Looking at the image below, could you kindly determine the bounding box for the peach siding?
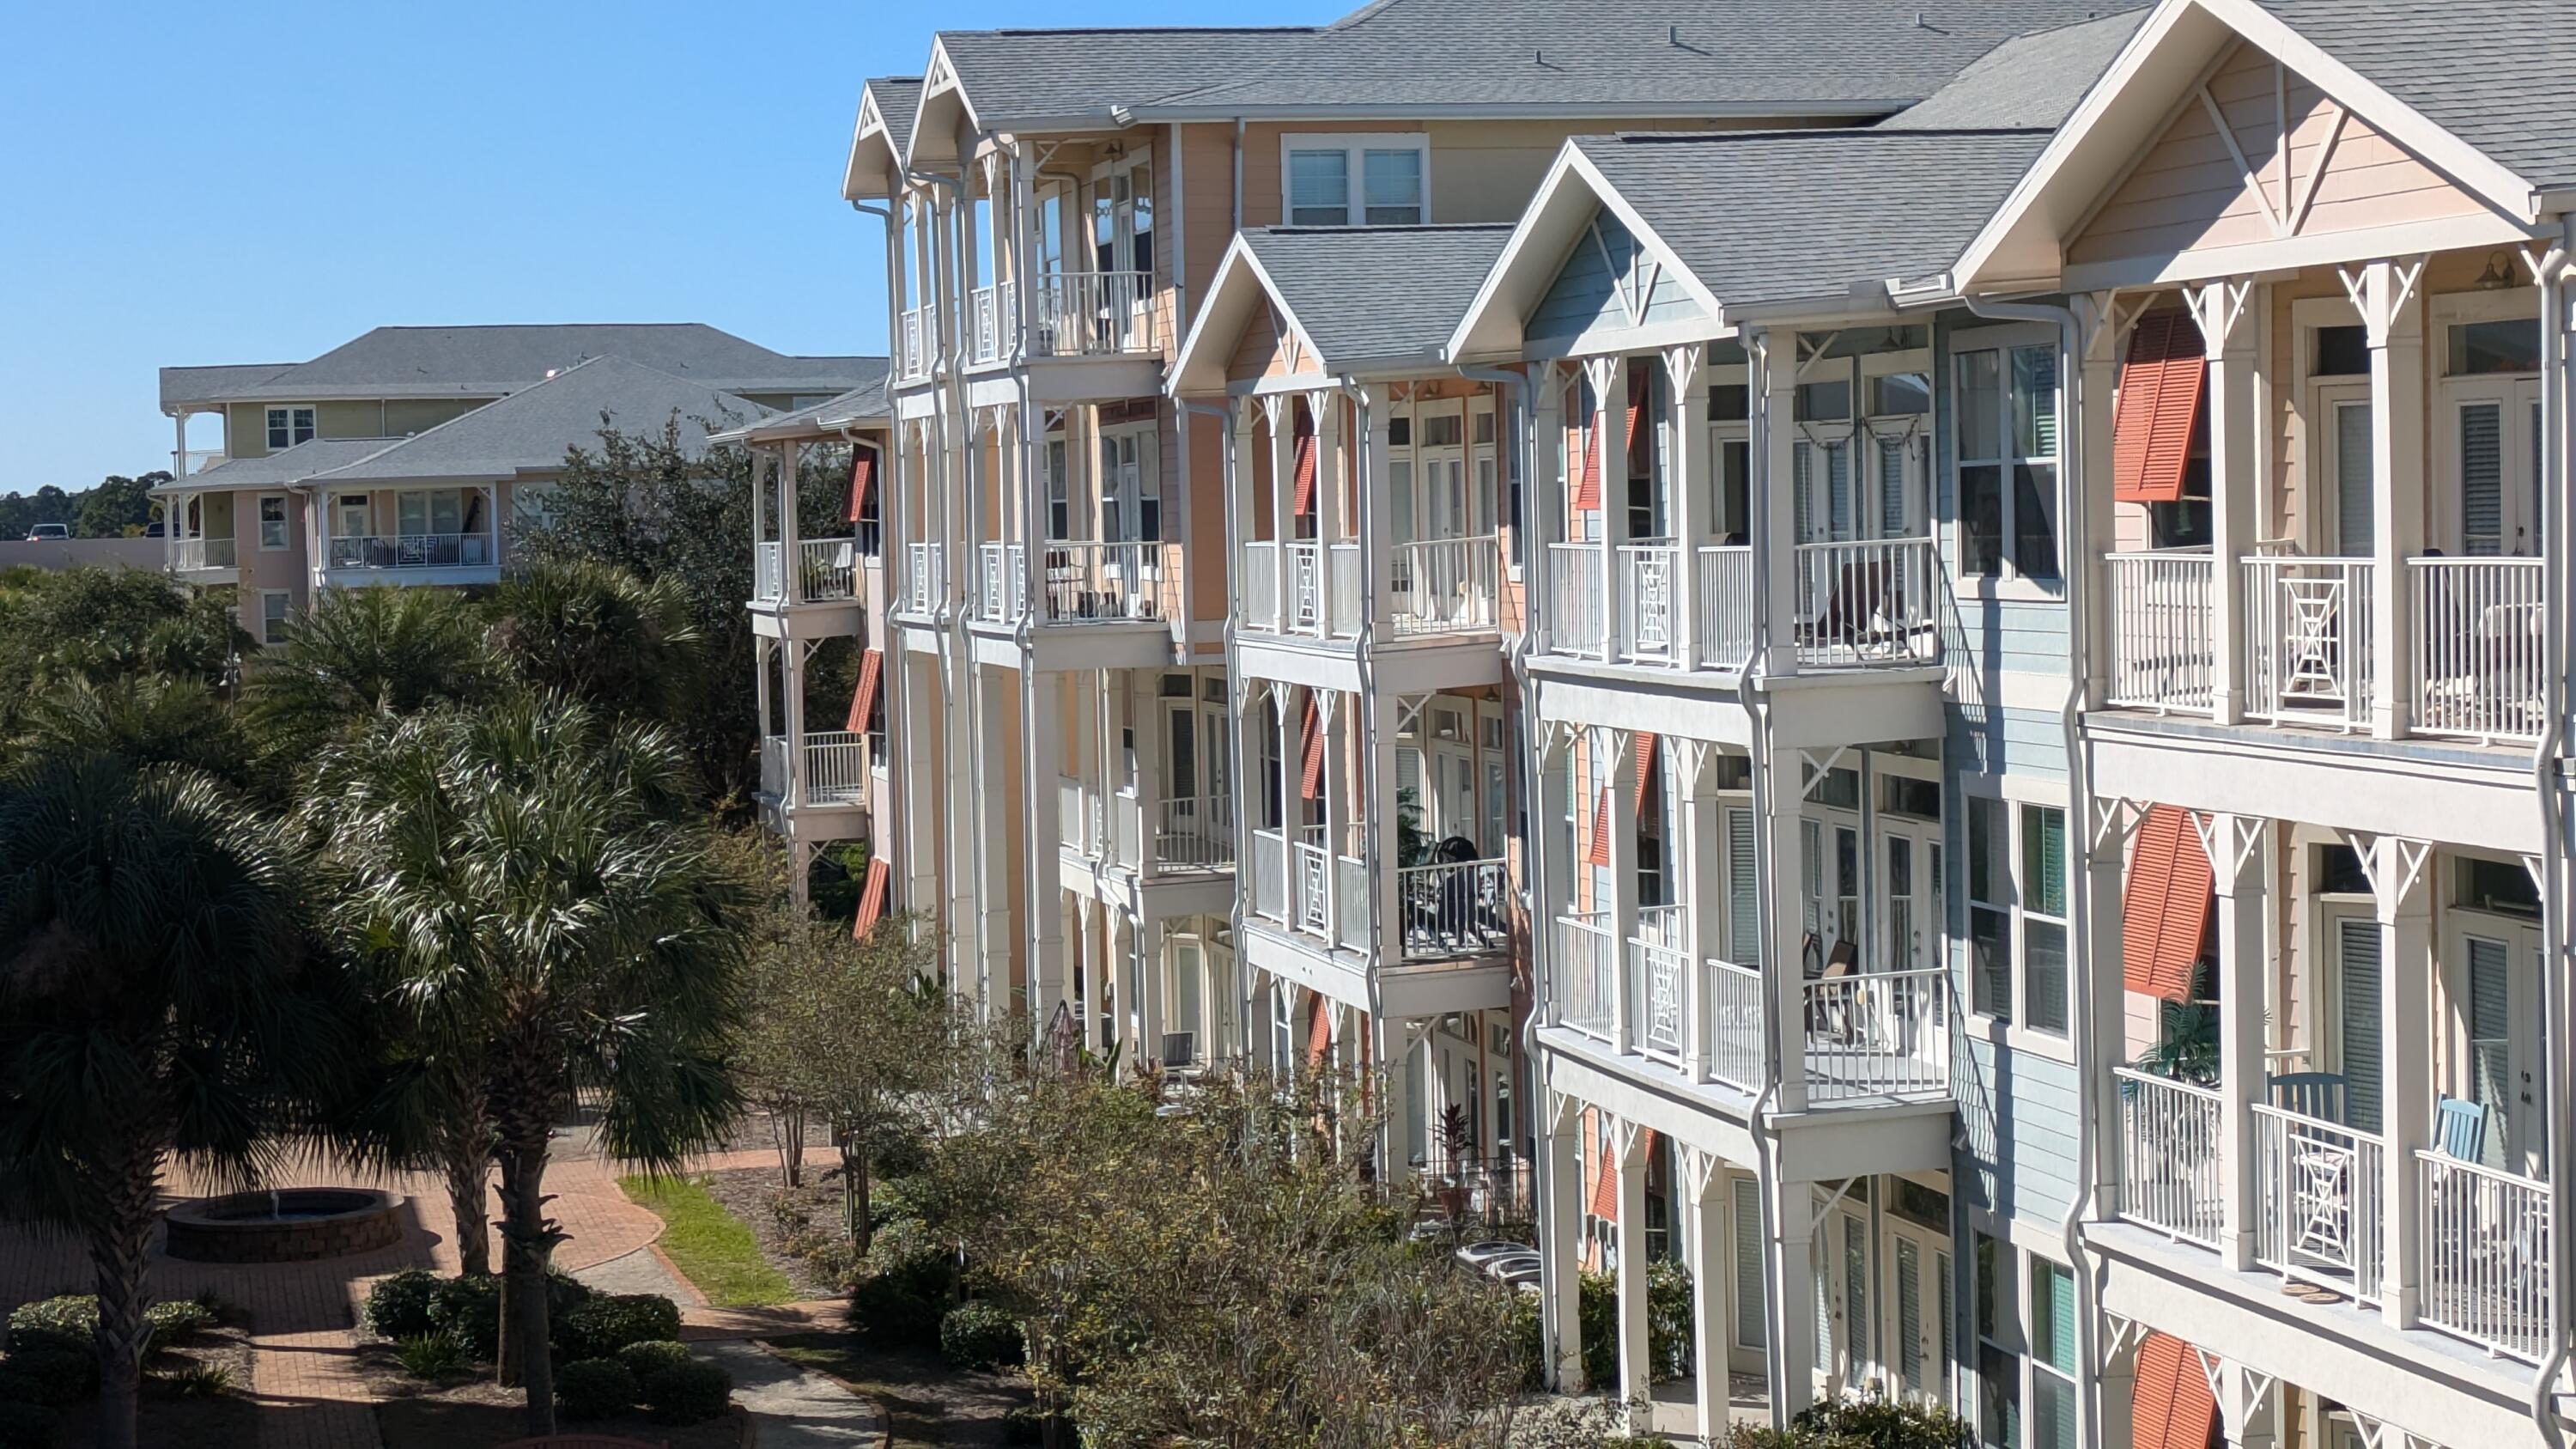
[2070,41,2488,269]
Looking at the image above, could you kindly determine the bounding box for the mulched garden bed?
[55,1320,258,1449]
[360,1342,750,1449]
[698,1165,859,1302]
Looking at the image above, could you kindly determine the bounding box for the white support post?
[1542,1093,1589,1392]
[1529,362,1564,646]
[2087,802,2140,1213]
[1535,727,1570,1029]
[2361,259,2427,740]
[2372,835,2433,1329]
[2075,295,2127,709]
[1766,754,1808,1111]
[1321,690,1346,944]
[1607,730,1641,1050]
[781,440,805,605]
[2207,813,2268,1273]
[1771,1183,1819,1420]
[1684,746,1726,1080]
[1382,1016,1415,1182]
[1613,1123,1653,1422]
[1755,330,1801,679]
[2189,280,2257,726]
[1370,688,1402,970]
[1590,357,1625,656]
[1267,396,1294,628]
[1686,1154,1728,1441]
[1313,389,1343,633]
[1668,345,1708,669]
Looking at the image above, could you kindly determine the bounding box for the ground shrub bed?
[0,1292,256,1449]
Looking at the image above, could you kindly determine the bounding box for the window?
[2027,1259,2077,1449]
[1957,343,2061,584]
[258,591,292,647]
[257,494,290,551]
[1968,797,2013,1021]
[1046,437,1071,541]
[265,406,316,451]
[1280,135,1430,228]
[2020,806,2068,1035]
[1099,427,1158,542]
[510,483,560,538]
[2458,857,2542,919]
[1976,1234,2020,1447]
[2448,317,2542,376]
[1966,797,2069,1036]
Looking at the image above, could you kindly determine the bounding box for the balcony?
[325,533,497,575]
[1544,536,1937,673]
[970,540,1179,629]
[957,271,1170,368]
[2112,1065,2555,1364]
[2105,549,2547,746]
[1056,776,1236,879]
[758,731,872,811]
[753,538,861,605]
[899,541,945,618]
[1241,540,1362,639]
[898,307,933,381]
[1394,856,1510,960]
[1549,908,1953,1106]
[169,536,236,572]
[1388,537,1502,637]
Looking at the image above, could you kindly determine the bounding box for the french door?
[2444,380,2543,556]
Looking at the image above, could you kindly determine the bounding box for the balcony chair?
[2267,1071,2348,1124]
[2433,1095,2488,1163]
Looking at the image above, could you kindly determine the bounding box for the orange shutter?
[1589,1141,1619,1221]
[2111,312,2206,504]
[1585,784,1613,867]
[2129,1332,2218,1449]
[1307,994,1334,1064]
[845,447,877,523]
[1299,698,1327,801]
[844,648,884,734]
[2122,804,2214,1002]
[1632,733,1659,814]
[850,857,891,938]
[1291,415,1320,517]
[1571,416,1601,511]
[1625,365,1651,478]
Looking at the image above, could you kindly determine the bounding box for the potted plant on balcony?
[1433,1104,1476,1223]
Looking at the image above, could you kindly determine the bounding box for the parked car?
[23,523,67,540]
[1454,1240,1528,1271]
[143,521,164,537]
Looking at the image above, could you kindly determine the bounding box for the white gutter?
[2528,227,2573,1449]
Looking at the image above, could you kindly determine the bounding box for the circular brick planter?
[164,1189,404,1263]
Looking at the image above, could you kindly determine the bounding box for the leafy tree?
[0,486,75,541]
[73,474,168,539]
[0,568,245,744]
[300,697,744,1433]
[0,755,364,1449]
[518,412,852,812]
[486,557,703,731]
[9,675,263,793]
[244,585,501,761]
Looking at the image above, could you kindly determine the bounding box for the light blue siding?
[1526,206,1710,343]
[1953,1038,2082,1227]
[1946,704,2068,782]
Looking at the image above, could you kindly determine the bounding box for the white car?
[23,523,68,541]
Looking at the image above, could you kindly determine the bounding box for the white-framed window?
[1964,793,2068,1038]
[1091,152,1154,278]
[1098,424,1159,542]
[1972,1234,2077,1449]
[1280,134,1430,227]
[1953,338,2061,587]
[258,589,292,648]
[257,493,290,551]
[265,405,317,451]
[1045,435,1071,542]
[510,483,561,537]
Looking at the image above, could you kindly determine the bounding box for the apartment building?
[157,324,882,642]
[825,0,2576,1445]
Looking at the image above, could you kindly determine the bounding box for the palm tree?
[301,697,744,1432]
[486,557,703,727]
[0,755,361,1449]
[245,584,499,756]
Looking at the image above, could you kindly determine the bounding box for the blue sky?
[0,0,1346,496]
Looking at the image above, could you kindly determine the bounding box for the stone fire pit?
[164,1189,404,1263]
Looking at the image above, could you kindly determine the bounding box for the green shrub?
[158,1363,232,1399]
[3,1299,93,1355]
[556,1294,682,1364]
[143,1299,217,1353]
[1786,1396,1974,1448]
[615,1339,694,1379]
[363,1269,442,1340]
[426,1275,501,1362]
[556,1357,641,1421]
[848,1233,958,1346]
[635,1354,732,1425]
[393,1330,471,1380]
[0,1401,56,1449]
[547,1268,597,1319]
[0,1371,46,1409]
[1571,1261,1694,1388]
[0,1343,94,1407]
[938,1301,1022,1370]
[1507,1287,1544,1390]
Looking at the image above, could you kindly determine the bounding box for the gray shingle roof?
[1577,129,2053,311]
[306,356,764,484]
[930,0,2125,127]
[1880,9,2149,131]
[150,438,404,496]
[1242,226,1516,368]
[2257,0,2576,192]
[160,364,302,411]
[707,379,894,445]
[863,76,924,157]
[159,324,882,407]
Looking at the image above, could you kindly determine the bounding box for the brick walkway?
[0,1132,676,1449]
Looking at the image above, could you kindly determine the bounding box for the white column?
[1668,345,1708,669]
[780,440,805,604]
[1320,690,1346,944]
[1382,1016,1415,1180]
[1684,749,1724,1081]
[1267,396,1294,628]
[1766,756,1808,1111]
[781,640,810,807]
[1591,357,1626,656]
[1529,363,1565,649]
[1686,1153,1728,1441]
[2360,259,2427,740]
[2074,297,2126,709]
[1770,1182,1819,1419]
[1541,1093,1589,1392]
[1313,390,1344,633]
[2208,813,2268,1273]
[2087,803,2139,1216]
[1753,330,1801,679]
[1369,687,1402,968]
[1606,731,1641,1050]
[1534,728,1570,1028]
[2373,836,2433,1328]
[2219,1363,2279,1449]
[2190,281,2257,726]
[1613,1123,1653,1420]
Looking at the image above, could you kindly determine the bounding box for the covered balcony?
[2104,807,2557,1366]
[1048,664,1236,902]
[318,484,500,584]
[968,539,1179,628]
[965,271,1171,366]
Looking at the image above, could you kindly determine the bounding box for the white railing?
[1327,543,1363,638]
[1627,936,1691,1064]
[796,539,859,602]
[1287,541,1324,634]
[2106,550,2215,713]
[1802,968,1950,1103]
[974,541,1026,625]
[801,732,868,806]
[1794,537,1936,667]
[754,541,784,600]
[899,307,932,379]
[969,282,1005,364]
[2252,1103,2384,1303]
[175,448,225,477]
[2418,1150,2553,1362]
[1706,959,1765,1093]
[1698,545,1753,668]
[1397,857,1508,960]
[1251,828,1287,922]
[2113,1067,2225,1247]
[170,536,236,571]
[1107,793,1144,869]
[1057,776,1090,856]
[1554,914,1616,1042]
[1548,542,1607,659]
[1026,270,1163,357]
[1153,795,1234,872]
[1294,837,1331,936]
[1242,542,1281,633]
[903,541,942,615]
[1335,855,1369,953]
[1391,536,1498,636]
[2243,556,2374,728]
[1634,903,1687,950]
[1617,542,1680,663]
[326,533,496,571]
[2409,557,2545,744]
[758,735,788,802]
[1041,540,1171,623]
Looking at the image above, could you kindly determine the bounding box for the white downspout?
[2526,228,2573,1449]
